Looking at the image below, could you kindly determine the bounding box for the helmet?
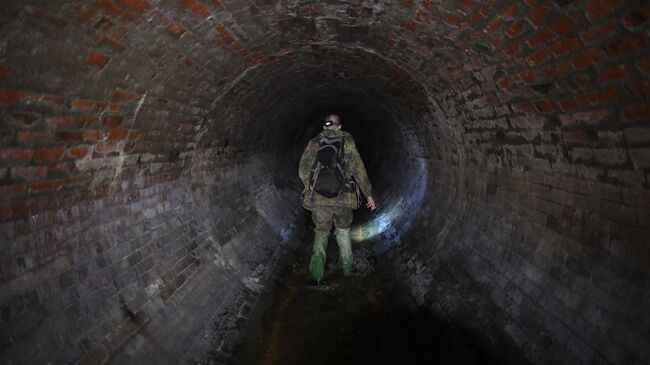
[323,114,341,129]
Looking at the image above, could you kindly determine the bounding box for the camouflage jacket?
[299,129,373,210]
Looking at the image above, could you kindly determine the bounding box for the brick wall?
[0,0,648,364]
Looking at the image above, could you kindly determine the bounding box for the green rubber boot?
[335,228,353,275]
[309,230,329,282]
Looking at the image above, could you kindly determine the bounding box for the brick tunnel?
[1,0,649,364]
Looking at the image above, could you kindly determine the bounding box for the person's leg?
[333,208,354,275]
[309,208,333,282]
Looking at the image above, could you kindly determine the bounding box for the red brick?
[16,131,44,142]
[82,130,103,141]
[586,0,622,21]
[96,102,120,111]
[0,184,27,201]
[486,183,497,195]
[112,26,129,40]
[513,102,536,113]
[38,95,65,105]
[563,131,590,144]
[579,20,619,45]
[627,80,650,98]
[518,69,539,84]
[67,145,92,159]
[535,99,557,113]
[506,20,526,37]
[502,41,521,55]
[108,129,129,140]
[124,142,136,153]
[65,176,86,188]
[604,33,648,58]
[552,15,577,36]
[95,142,118,154]
[212,0,224,12]
[127,130,142,140]
[46,116,73,127]
[527,49,549,65]
[488,35,502,49]
[511,115,546,128]
[573,74,590,88]
[622,6,650,30]
[85,51,110,69]
[479,0,495,16]
[102,116,124,128]
[598,63,629,82]
[464,12,483,28]
[496,78,509,88]
[0,90,28,104]
[80,7,99,23]
[167,22,186,37]
[484,94,499,104]
[55,130,83,141]
[620,225,650,245]
[502,4,519,17]
[570,48,604,70]
[48,161,75,173]
[586,87,619,104]
[76,116,100,126]
[446,14,461,28]
[559,110,611,126]
[622,104,650,122]
[552,37,581,55]
[180,0,211,17]
[0,203,28,222]
[30,179,63,192]
[312,2,326,15]
[96,0,124,16]
[101,36,127,51]
[544,61,570,77]
[9,115,38,130]
[637,57,650,73]
[121,0,150,12]
[11,166,47,181]
[528,28,554,47]
[0,148,33,161]
[34,147,65,161]
[112,89,142,102]
[485,17,503,32]
[560,95,588,110]
[527,5,552,27]
[72,99,95,110]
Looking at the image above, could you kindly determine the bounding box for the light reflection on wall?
[351,158,427,248]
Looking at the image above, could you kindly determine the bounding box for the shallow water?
[232,236,498,365]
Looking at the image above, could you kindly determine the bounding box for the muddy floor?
[231,235,504,365]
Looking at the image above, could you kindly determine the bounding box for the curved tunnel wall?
[0,1,649,364]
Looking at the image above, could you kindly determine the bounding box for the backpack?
[309,135,347,198]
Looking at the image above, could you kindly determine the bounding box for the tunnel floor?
[230,231,504,365]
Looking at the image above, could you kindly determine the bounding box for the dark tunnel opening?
[194,50,437,245]
[1,1,650,365]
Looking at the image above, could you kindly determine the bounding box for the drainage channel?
[230,234,490,365]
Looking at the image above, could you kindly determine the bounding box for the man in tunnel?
[299,114,377,285]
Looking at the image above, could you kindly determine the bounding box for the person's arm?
[298,140,316,187]
[346,136,376,210]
